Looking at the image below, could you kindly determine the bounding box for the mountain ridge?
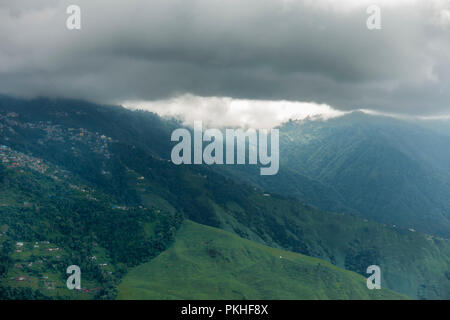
[0,96,449,299]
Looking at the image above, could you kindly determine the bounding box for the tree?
[0,163,5,183]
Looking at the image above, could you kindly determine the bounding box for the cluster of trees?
[0,287,51,300]
[0,163,5,183]
[0,240,13,277]
[344,239,381,276]
[0,157,183,300]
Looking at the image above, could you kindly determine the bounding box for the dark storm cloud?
[0,0,449,116]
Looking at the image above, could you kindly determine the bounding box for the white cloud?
[123,95,347,129]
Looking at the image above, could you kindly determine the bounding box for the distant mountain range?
[0,96,449,300]
[222,112,450,238]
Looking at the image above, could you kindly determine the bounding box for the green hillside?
[278,113,450,237]
[220,113,450,238]
[118,220,407,300]
[1,97,449,300]
[0,159,181,299]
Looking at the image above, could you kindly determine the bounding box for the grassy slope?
[117,220,406,300]
[115,149,450,299]
[0,164,181,299]
[1,98,448,299]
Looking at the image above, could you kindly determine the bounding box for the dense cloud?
[125,95,346,129]
[0,0,449,117]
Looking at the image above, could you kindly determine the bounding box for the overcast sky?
[0,0,449,126]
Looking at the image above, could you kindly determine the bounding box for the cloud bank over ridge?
[0,0,449,123]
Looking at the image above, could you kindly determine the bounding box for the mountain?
[276,113,450,238]
[0,145,181,299]
[0,96,449,300]
[118,220,406,300]
[220,112,450,238]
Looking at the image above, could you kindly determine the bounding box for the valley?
[0,96,449,300]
